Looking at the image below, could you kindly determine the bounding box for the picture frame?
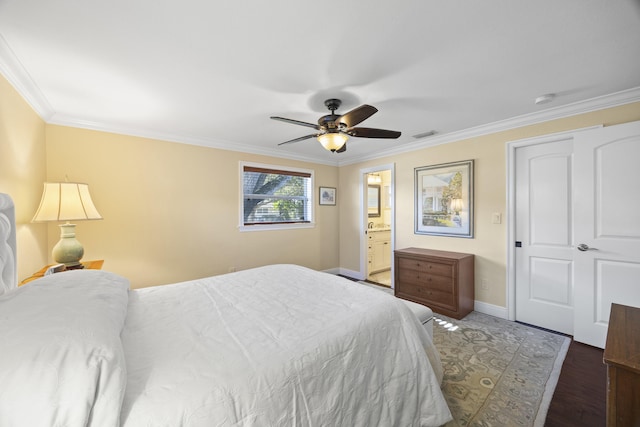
[415,160,474,238]
[319,186,336,206]
[367,185,381,217]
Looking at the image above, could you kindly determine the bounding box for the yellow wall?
[3,68,640,302]
[45,125,340,288]
[0,74,48,281]
[339,102,640,308]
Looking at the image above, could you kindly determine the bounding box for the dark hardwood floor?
[545,339,607,426]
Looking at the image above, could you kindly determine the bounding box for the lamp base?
[52,223,84,268]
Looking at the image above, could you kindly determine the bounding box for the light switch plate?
[492,213,502,224]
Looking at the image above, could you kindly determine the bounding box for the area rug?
[354,281,569,426]
[353,280,570,426]
[432,311,570,427]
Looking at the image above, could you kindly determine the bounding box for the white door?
[573,121,640,348]
[515,138,575,335]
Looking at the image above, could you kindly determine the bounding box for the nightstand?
[20,260,104,286]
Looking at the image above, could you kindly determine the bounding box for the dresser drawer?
[396,283,455,308]
[397,269,454,293]
[397,257,453,278]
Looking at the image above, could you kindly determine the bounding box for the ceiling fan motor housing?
[319,99,343,131]
[318,114,341,130]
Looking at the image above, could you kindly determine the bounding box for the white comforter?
[0,265,452,427]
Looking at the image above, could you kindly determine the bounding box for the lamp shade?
[32,182,103,222]
[317,133,348,152]
[450,198,464,213]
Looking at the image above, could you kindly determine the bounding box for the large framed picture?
[415,160,474,238]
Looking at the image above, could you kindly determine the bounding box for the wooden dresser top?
[394,247,474,260]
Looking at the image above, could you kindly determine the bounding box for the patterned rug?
[432,312,570,427]
[352,280,570,426]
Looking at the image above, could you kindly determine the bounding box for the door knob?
[577,243,597,252]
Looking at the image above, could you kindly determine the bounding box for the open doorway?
[362,165,394,288]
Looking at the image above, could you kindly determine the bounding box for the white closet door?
[573,120,640,348]
[515,138,574,335]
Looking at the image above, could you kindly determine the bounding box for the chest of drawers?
[394,247,474,319]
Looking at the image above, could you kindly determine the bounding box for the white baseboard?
[473,300,508,319]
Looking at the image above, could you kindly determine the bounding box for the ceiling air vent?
[412,130,436,139]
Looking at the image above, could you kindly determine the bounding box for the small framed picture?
[319,187,336,205]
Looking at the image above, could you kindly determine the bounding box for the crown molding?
[337,86,640,166]
[51,86,640,168]
[2,33,638,167]
[0,32,337,166]
[46,114,339,167]
[0,34,55,120]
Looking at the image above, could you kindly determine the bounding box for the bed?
[0,193,452,427]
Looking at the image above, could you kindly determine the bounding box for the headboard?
[0,193,17,294]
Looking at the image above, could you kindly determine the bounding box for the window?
[240,162,314,230]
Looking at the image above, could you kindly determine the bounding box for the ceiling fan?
[271,98,401,153]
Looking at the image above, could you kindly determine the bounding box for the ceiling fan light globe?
[317,133,348,152]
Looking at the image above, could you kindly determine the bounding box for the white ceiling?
[1,0,640,165]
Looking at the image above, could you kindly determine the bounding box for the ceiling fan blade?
[335,104,377,128]
[277,134,317,146]
[271,116,321,130]
[336,143,347,153]
[346,127,401,139]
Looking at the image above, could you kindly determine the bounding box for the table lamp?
[32,182,103,269]
[450,198,463,227]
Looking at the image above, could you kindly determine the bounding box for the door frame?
[360,163,395,286]
[505,126,601,321]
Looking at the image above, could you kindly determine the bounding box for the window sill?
[239,223,316,232]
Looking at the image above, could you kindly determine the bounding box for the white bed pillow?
[0,270,130,427]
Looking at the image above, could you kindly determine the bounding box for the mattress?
[401,298,434,337]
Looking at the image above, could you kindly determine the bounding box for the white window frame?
[239,161,315,232]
